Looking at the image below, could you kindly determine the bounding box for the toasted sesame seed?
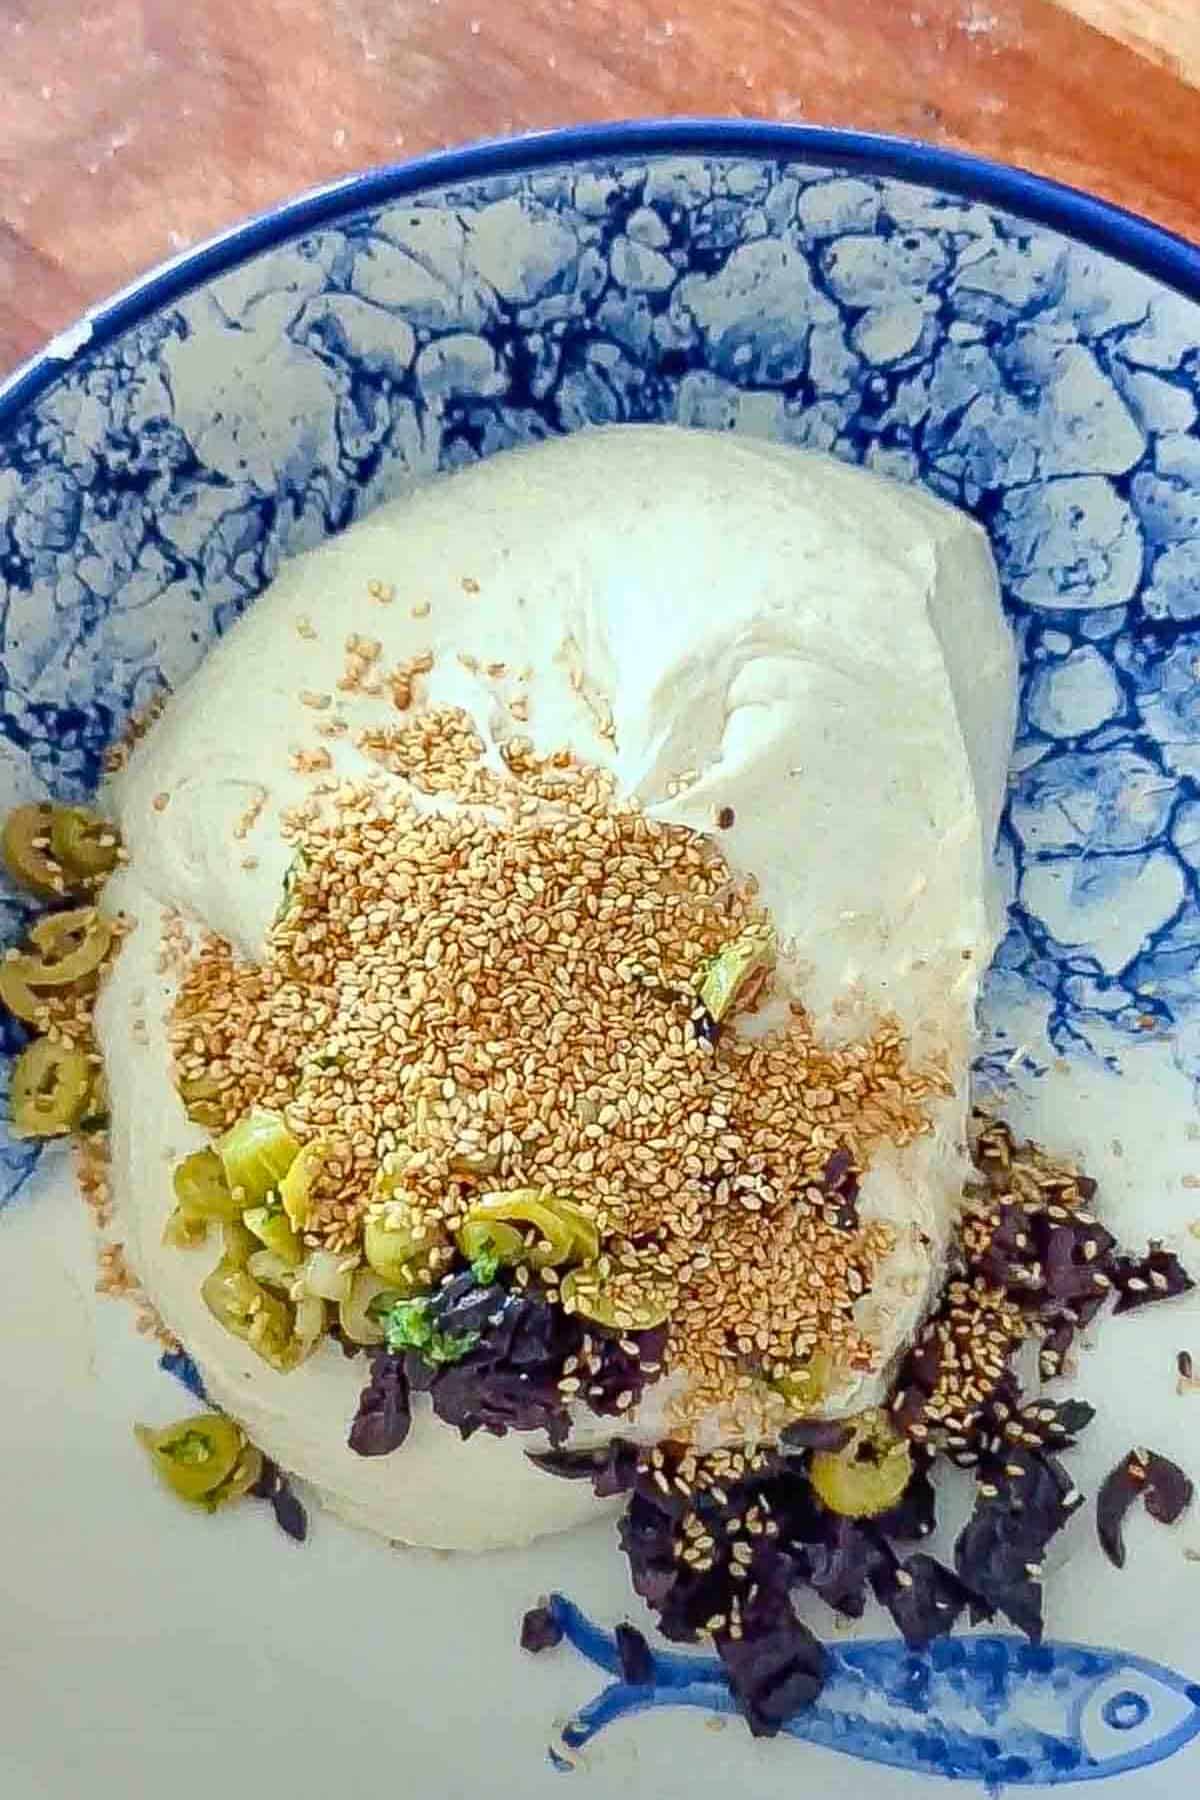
[165,698,943,1436]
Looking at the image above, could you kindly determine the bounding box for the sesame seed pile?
[170,690,947,1435]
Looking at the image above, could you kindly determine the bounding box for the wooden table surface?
[1,0,1199,380]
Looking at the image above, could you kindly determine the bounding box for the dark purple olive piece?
[872,1553,971,1650]
[693,1008,721,1047]
[1039,1319,1077,1380]
[955,1450,1082,1641]
[348,1352,412,1457]
[272,1479,309,1543]
[888,1384,931,1441]
[714,1592,826,1738]
[873,1457,938,1542]
[593,1440,641,1498]
[525,1445,610,1481]
[521,1603,564,1653]
[905,1331,948,1395]
[823,1148,853,1188]
[1142,1454,1194,1525]
[1097,1450,1195,1569]
[802,1517,884,1620]
[249,1456,280,1500]
[999,1397,1096,1454]
[1111,1248,1195,1314]
[615,1623,656,1685]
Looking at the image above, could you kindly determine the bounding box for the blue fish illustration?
[547,1595,1200,1788]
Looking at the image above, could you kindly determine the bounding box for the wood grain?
[1055,0,1200,81]
[1,0,1199,379]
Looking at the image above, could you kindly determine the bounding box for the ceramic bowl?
[2,123,1199,1800]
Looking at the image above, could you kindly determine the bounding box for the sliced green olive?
[279,1138,326,1230]
[202,1441,265,1512]
[163,1205,209,1250]
[559,1267,672,1331]
[467,1189,579,1269]
[80,1066,110,1132]
[0,912,113,1023]
[177,1072,228,1129]
[221,1217,259,1270]
[25,907,113,986]
[338,1270,402,1347]
[247,1248,295,1290]
[49,806,120,882]
[173,1148,242,1222]
[456,1217,527,1268]
[697,927,775,1022]
[216,1108,300,1205]
[2,804,67,898]
[0,957,50,1024]
[243,1203,303,1268]
[293,1294,327,1354]
[363,1213,433,1290]
[810,1409,913,1519]
[200,1261,304,1372]
[770,1351,835,1416]
[10,1037,93,1138]
[300,1248,353,1303]
[134,1413,244,1503]
[550,1197,601,1264]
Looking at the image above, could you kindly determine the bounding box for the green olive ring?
[49,807,121,882]
[25,907,114,986]
[3,802,120,898]
[465,1189,599,1269]
[0,909,114,1028]
[173,1148,243,1222]
[10,1037,94,1138]
[200,1260,313,1373]
[216,1108,300,1206]
[2,804,66,898]
[134,1414,245,1504]
[810,1409,913,1519]
[177,1073,228,1129]
[363,1212,445,1291]
[243,1203,304,1268]
[163,1206,209,1250]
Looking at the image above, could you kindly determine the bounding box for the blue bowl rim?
[3,117,1199,427]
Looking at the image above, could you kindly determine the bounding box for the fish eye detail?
[1102,1690,1151,1732]
[1078,1666,1200,1774]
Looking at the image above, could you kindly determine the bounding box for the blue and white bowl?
[2,124,1199,1800]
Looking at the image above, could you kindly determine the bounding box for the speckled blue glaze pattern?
[2,149,1200,1212]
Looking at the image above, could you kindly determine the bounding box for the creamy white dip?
[96,426,1016,1550]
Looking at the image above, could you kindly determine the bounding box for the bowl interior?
[2,136,1200,1800]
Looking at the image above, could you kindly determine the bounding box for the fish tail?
[547,1593,729,1690]
[553,1678,740,1765]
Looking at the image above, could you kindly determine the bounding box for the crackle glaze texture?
[2,151,1200,1205]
